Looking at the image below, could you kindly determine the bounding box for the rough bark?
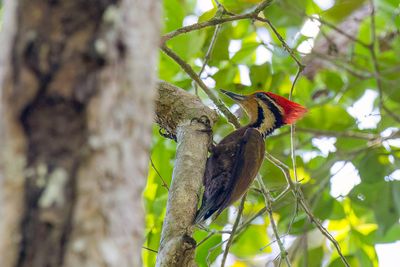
[155,82,218,267]
[156,81,219,136]
[0,1,22,266]
[0,1,160,267]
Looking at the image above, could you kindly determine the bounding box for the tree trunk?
[155,82,218,267]
[0,1,160,267]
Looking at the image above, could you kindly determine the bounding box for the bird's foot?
[191,115,212,133]
[191,116,215,152]
[159,128,177,142]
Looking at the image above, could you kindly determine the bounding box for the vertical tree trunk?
[0,1,160,267]
[154,82,218,267]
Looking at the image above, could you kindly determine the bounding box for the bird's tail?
[193,208,207,225]
[193,201,216,225]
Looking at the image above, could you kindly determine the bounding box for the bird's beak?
[220,89,247,102]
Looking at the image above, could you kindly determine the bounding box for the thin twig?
[207,239,226,266]
[288,68,303,184]
[368,0,383,107]
[297,192,350,267]
[161,15,251,44]
[255,16,304,69]
[289,125,299,239]
[382,105,400,123]
[308,51,372,79]
[202,205,265,265]
[286,197,299,236]
[367,0,400,124]
[199,24,221,77]
[196,232,215,248]
[142,246,158,254]
[237,206,267,233]
[213,0,236,16]
[260,233,289,251]
[150,157,169,190]
[221,195,247,267]
[289,67,303,100]
[161,0,274,44]
[271,185,291,203]
[296,127,377,140]
[264,152,350,267]
[256,176,291,266]
[161,44,241,128]
[195,10,223,95]
[264,152,295,190]
[196,206,267,250]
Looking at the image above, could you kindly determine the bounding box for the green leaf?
[374,223,400,243]
[315,70,345,93]
[249,63,272,90]
[231,42,259,64]
[219,0,261,13]
[198,7,217,23]
[209,26,232,62]
[231,224,270,257]
[357,151,392,183]
[283,212,316,234]
[268,71,290,92]
[168,31,207,61]
[298,246,324,267]
[213,67,239,89]
[323,0,366,22]
[313,190,334,220]
[328,255,358,267]
[335,137,368,152]
[313,189,346,220]
[163,0,185,32]
[350,181,400,233]
[194,230,222,266]
[263,0,306,27]
[298,104,355,131]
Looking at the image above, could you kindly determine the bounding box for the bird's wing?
[218,127,265,212]
[194,128,264,223]
[194,137,241,223]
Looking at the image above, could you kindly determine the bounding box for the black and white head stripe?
[251,93,284,137]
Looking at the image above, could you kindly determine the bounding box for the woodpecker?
[194,90,307,224]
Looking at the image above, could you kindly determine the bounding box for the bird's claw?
[191,116,215,152]
[159,128,177,142]
[191,115,212,133]
[191,115,211,127]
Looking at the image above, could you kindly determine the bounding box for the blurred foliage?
[144,0,400,266]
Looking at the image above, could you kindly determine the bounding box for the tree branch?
[160,0,273,44]
[264,152,350,267]
[150,157,170,191]
[296,127,378,140]
[155,81,217,267]
[255,16,304,70]
[257,176,292,266]
[221,196,246,267]
[161,45,240,128]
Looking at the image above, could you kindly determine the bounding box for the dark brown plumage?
[194,90,307,224]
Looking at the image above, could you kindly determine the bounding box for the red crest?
[265,92,307,124]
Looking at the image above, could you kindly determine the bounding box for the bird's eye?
[256,93,266,99]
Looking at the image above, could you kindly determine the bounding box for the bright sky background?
[193,1,400,265]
